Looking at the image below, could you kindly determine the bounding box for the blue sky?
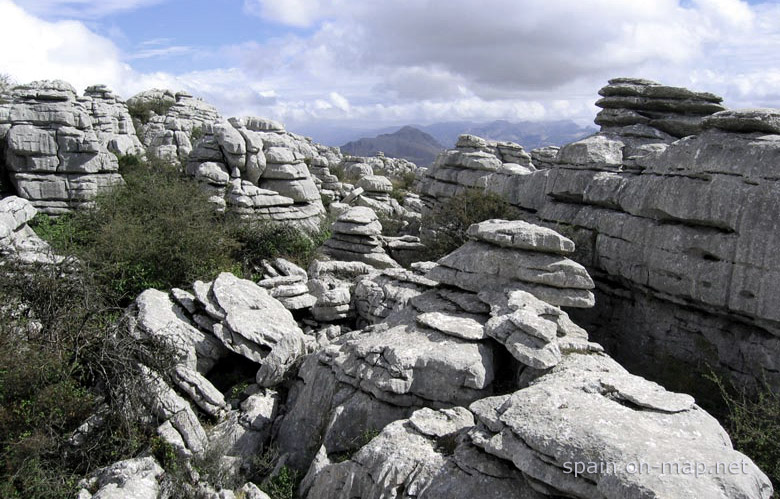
[2,0,780,139]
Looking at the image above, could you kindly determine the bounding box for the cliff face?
[420,78,780,394]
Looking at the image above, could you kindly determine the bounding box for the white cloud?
[3,0,780,137]
[0,0,132,92]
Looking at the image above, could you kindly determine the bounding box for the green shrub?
[230,217,331,275]
[709,374,780,491]
[420,189,521,260]
[0,259,174,498]
[190,126,204,142]
[261,466,301,499]
[32,162,238,304]
[127,97,175,126]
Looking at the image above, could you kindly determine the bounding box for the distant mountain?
[413,120,598,150]
[340,126,444,166]
[302,120,597,154]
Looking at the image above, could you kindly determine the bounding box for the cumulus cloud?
[2,0,779,134]
[0,0,132,91]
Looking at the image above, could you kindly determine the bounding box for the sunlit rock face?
[419,79,780,394]
[0,80,123,214]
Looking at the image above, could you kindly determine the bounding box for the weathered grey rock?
[467,219,575,254]
[353,268,437,325]
[0,81,123,213]
[78,457,163,499]
[83,84,145,156]
[356,174,393,193]
[305,407,541,499]
[209,273,307,386]
[470,352,773,499]
[704,108,780,135]
[0,196,59,264]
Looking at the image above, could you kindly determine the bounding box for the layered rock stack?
[83,84,145,156]
[257,257,317,311]
[428,219,595,308]
[274,219,772,499]
[416,79,780,394]
[307,259,375,322]
[186,117,325,230]
[595,77,726,138]
[321,206,399,268]
[419,134,534,208]
[129,89,221,163]
[0,80,123,214]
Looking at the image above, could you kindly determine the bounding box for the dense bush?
[126,97,175,126]
[231,218,330,275]
[420,188,521,260]
[0,259,176,498]
[33,161,238,305]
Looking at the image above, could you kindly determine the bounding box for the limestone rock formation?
[83,84,145,156]
[257,257,317,311]
[307,259,376,322]
[418,79,780,393]
[470,352,772,498]
[322,206,400,268]
[419,134,534,207]
[130,89,220,163]
[282,218,771,498]
[0,195,59,264]
[186,118,326,230]
[595,77,726,138]
[0,80,123,214]
[427,219,595,308]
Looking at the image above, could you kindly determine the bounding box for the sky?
[1,0,780,139]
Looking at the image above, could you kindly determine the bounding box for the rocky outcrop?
[286,219,772,498]
[0,81,123,214]
[419,134,534,208]
[83,84,145,156]
[470,352,772,498]
[419,79,780,393]
[595,77,726,138]
[130,89,220,163]
[185,117,326,230]
[321,206,399,268]
[77,457,164,499]
[338,153,421,181]
[0,196,59,264]
[257,258,317,311]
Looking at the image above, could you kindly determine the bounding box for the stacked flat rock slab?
[276,220,595,473]
[288,219,771,499]
[0,196,59,264]
[130,89,221,163]
[416,79,780,392]
[419,134,534,208]
[595,77,726,138]
[338,153,421,182]
[427,219,595,308]
[322,206,400,269]
[186,117,325,230]
[352,267,437,326]
[0,80,123,214]
[83,84,145,156]
[257,257,316,311]
[307,259,375,322]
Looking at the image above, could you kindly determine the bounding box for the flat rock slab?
[416,311,487,340]
[467,219,575,254]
